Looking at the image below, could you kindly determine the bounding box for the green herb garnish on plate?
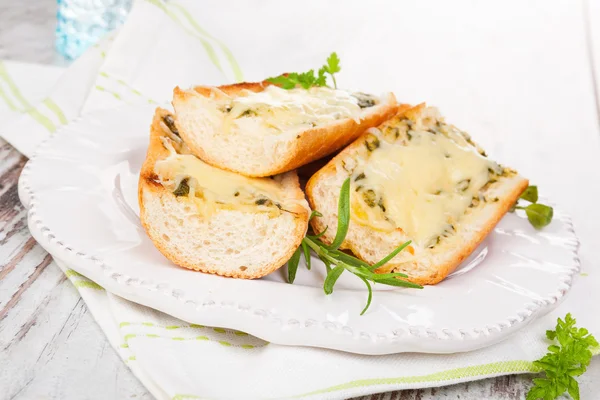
[287,178,422,315]
[513,185,554,229]
[527,313,598,400]
[267,52,341,90]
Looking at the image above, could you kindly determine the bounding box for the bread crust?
[405,176,527,284]
[139,108,309,279]
[172,81,398,177]
[306,104,529,285]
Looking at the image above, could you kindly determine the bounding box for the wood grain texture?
[0,0,59,65]
[0,138,151,400]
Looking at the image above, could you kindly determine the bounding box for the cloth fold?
[2,1,599,399]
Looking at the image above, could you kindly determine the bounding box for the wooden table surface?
[1,0,600,399]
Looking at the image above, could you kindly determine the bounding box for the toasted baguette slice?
[306,104,528,285]
[139,108,309,279]
[172,82,398,177]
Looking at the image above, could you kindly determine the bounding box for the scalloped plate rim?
[18,105,581,355]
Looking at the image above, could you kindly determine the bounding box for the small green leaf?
[328,249,372,269]
[342,263,405,280]
[576,327,589,337]
[526,385,546,400]
[308,226,328,240]
[324,265,345,295]
[567,376,580,400]
[301,241,311,271]
[520,185,539,203]
[548,345,560,353]
[342,264,374,279]
[365,272,409,279]
[534,360,557,371]
[373,277,423,289]
[371,240,412,270]
[526,203,554,229]
[319,255,332,273]
[323,52,341,88]
[266,75,292,88]
[298,70,316,89]
[266,73,303,89]
[532,378,550,387]
[514,186,554,229]
[287,246,302,284]
[568,366,586,376]
[309,210,323,220]
[329,178,351,250]
[325,52,341,74]
[359,277,373,315]
[173,178,190,197]
[565,313,575,325]
[587,336,599,348]
[316,67,327,86]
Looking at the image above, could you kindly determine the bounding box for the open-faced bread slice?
[172,82,398,177]
[306,104,528,285]
[139,108,309,279]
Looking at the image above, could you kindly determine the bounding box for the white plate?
[19,105,580,355]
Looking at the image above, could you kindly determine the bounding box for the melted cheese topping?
[216,86,372,136]
[154,137,291,217]
[351,120,498,247]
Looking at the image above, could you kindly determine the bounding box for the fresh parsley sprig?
[267,52,342,90]
[287,178,422,315]
[513,185,554,229]
[321,52,340,89]
[527,313,598,400]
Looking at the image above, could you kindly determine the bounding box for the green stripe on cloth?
[145,0,224,75]
[99,70,159,103]
[73,280,104,290]
[119,332,263,348]
[95,85,123,100]
[0,84,19,111]
[65,268,103,290]
[65,269,84,278]
[170,2,244,82]
[291,360,540,399]
[171,360,547,400]
[42,98,68,124]
[117,322,250,337]
[171,349,600,399]
[0,62,57,132]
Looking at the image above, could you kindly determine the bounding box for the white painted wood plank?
[0,0,57,64]
[0,263,152,400]
[0,140,150,399]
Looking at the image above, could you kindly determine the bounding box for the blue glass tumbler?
[56,0,133,60]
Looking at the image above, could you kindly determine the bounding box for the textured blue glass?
[56,0,133,60]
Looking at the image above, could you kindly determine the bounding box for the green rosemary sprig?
[287,178,422,315]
